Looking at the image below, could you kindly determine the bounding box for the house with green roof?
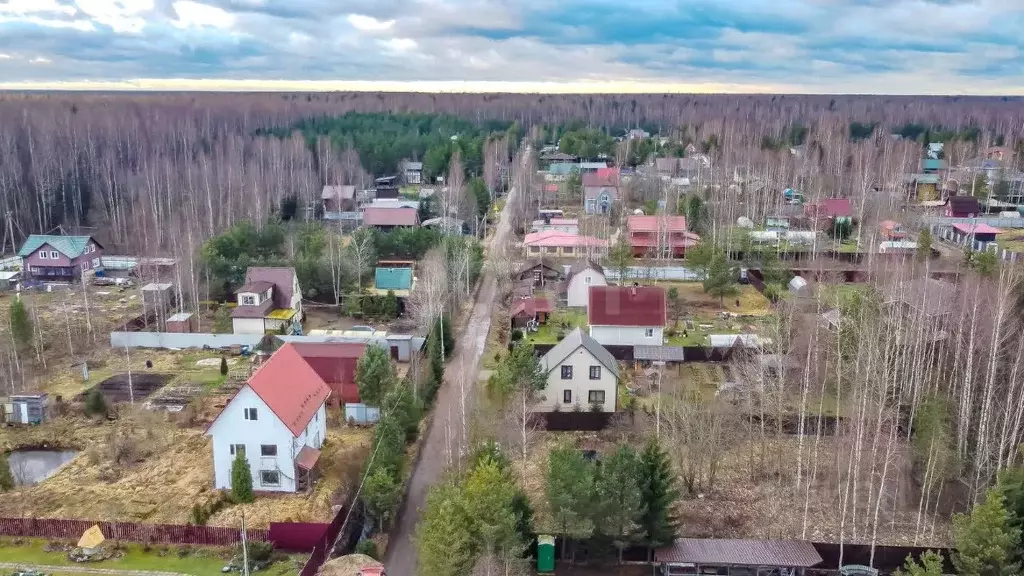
[371,266,415,297]
[18,234,103,283]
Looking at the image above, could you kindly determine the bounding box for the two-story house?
[400,160,423,185]
[232,267,303,335]
[207,343,330,493]
[626,215,700,258]
[536,328,619,412]
[18,234,103,283]
[588,285,667,347]
[583,169,620,214]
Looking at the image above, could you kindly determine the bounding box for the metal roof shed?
[634,345,685,363]
[655,539,822,573]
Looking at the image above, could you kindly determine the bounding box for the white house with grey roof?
[536,328,619,412]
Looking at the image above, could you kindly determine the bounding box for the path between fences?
[0,563,191,576]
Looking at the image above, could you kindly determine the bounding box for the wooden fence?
[0,517,269,547]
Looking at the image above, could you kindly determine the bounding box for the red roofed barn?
[207,343,334,493]
[363,206,419,231]
[588,285,667,346]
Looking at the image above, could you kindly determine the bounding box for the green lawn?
[0,539,304,576]
[836,239,861,253]
[523,309,588,345]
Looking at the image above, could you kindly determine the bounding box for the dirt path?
[384,183,517,576]
[0,563,191,576]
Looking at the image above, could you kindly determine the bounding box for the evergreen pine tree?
[638,440,680,549]
[9,298,32,352]
[431,316,455,359]
[0,452,15,491]
[219,356,229,376]
[953,487,1020,576]
[230,450,254,503]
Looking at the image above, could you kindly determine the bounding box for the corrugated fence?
[110,331,266,350]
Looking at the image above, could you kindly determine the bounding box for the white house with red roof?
[207,343,330,493]
[588,285,667,346]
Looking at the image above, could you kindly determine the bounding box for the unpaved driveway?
[384,184,517,576]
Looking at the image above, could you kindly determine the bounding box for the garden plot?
[77,372,174,403]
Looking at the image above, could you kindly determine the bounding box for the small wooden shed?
[7,393,49,424]
[165,312,196,333]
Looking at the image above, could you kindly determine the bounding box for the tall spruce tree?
[638,440,679,550]
[953,487,1020,576]
[230,450,254,503]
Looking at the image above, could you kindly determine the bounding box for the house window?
[81,262,89,271]
[589,366,601,380]
[585,276,592,284]
[50,251,58,259]
[588,390,606,404]
[546,247,557,253]
[92,258,99,267]
[39,251,48,260]
[242,295,256,306]
[229,444,246,457]
[244,408,258,421]
[530,246,540,253]
[563,390,572,403]
[260,470,280,486]
[644,328,655,338]
[260,444,277,457]
[560,365,573,379]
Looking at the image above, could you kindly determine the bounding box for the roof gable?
[588,286,666,327]
[245,267,297,310]
[363,207,419,227]
[539,327,618,377]
[18,234,99,259]
[242,343,331,436]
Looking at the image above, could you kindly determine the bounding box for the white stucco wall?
[209,386,298,492]
[566,270,607,308]
[589,325,663,347]
[536,346,617,412]
[232,317,266,335]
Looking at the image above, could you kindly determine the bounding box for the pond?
[6,450,78,486]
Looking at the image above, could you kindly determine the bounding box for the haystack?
[318,554,381,576]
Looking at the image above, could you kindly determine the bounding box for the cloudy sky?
[0,0,1023,93]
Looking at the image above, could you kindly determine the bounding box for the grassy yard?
[523,309,588,345]
[0,538,304,575]
[661,282,771,318]
[997,229,1024,253]
[836,239,860,253]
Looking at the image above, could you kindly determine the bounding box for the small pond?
[7,450,78,486]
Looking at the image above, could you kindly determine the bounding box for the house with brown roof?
[626,215,700,258]
[588,285,667,346]
[321,185,356,213]
[362,206,419,231]
[207,343,330,493]
[232,267,303,335]
[945,196,981,218]
[510,296,554,328]
[583,168,620,214]
[803,198,853,230]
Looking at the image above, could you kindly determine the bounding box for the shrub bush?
[355,539,379,559]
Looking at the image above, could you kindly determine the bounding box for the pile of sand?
[318,554,382,576]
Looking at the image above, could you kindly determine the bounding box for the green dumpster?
[537,534,555,574]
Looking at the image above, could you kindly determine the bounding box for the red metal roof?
[295,446,321,471]
[806,198,853,218]
[363,207,419,227]
[510,297,555,318]
[627,215,688,233]
[582,169,620,187]
[588,285,666,327]
[245,343,332,436]
[290,342,366,404]
[523,231,608,248]
[953,223,1002,235]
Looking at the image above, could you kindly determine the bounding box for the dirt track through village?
[383,184,517,576]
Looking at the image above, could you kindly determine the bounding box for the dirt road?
[384,185,517,576]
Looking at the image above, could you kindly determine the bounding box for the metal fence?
[343,403,380,425]
[932,224,1022,262]
[110,331,266,350]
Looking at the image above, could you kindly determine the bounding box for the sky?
[0,0,1023,94]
